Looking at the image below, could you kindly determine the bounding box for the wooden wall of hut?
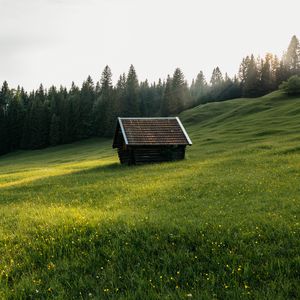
[117,145,186,165]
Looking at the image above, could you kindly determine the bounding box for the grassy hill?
[0,91,300,299]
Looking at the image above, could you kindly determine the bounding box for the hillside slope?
[0,92,300,299]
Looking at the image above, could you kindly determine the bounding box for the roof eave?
[176,117,192,145]
[118,117,129,145]
[126,143,190,146]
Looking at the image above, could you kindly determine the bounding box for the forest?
[0,35,299,155]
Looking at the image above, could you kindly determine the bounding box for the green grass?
[0,91,300,299]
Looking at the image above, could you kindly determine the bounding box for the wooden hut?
[112,117,192,165]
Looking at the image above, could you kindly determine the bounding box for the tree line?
[0,35,299,155]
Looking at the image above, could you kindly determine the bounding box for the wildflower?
[47,262,55,270]
[186,294,193,298]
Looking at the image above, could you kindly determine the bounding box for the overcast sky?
[0,0,299,90]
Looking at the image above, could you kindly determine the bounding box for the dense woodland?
[0,35,300,155]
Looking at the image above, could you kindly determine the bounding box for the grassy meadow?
[0,91,300,299]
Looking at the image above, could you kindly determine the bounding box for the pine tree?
[92,66,113,136]
[0,81,10,154]
[68,83,81,141]
[260,54,273,94]
[161,75,172,116]
[101,66,114,135]
[210,67,223,87]
[0,81,10,107]
[21,113,30,149]
[20,91,35,149]
[0,107,7,154]
[171,68,186,114]
[49,114,60,146]
[115,73,127,117]
[80,76,95,138]
[276,60,289,87]
[60,93,71,143]
[209,67,225,100]
[139,80,152,117]
[92,100,103,137]
[48,86,59,116]
[242,55,260,97]
[284,35,300,76]
[271,55,281,88]
[192,71,207,103]
[28,92,50,149]
[7,90,25,150]
[217,74,242,100]
[153,78,164,115]
[124,65,140,117]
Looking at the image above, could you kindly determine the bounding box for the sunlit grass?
[0,91,300,299]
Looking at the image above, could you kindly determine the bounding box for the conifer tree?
[7,90,25,150]
[284,35,300,76]
[0,81,11,154]
[68,83,81,141]
[242,55,259,97]
[21,113,30,149]
[80,76,95,138]
[171,68,186,114]
[0,108,7,154]
[271,55,281,88]
[153,78,164,115]
[209,67,225,100]
[92,66,113,136]
[124,65,140,117]
[28,94,49,149]
[139,80,152,117]
[0,82,8,154]
[192,71,207,103]
[210,67,223,87]
[101,66,114,135]
[115,73,127,117]
[161,75,172,116]
[49,114,60,146]
[260,54,273,94]
[60,93,71,143]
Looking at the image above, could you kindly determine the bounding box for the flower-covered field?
[0,91,300,299]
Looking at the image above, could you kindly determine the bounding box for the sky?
[0,0,299,90]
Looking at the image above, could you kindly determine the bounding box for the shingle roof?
[113,117,192,147]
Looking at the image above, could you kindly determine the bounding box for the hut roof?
[112,117,192,147]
